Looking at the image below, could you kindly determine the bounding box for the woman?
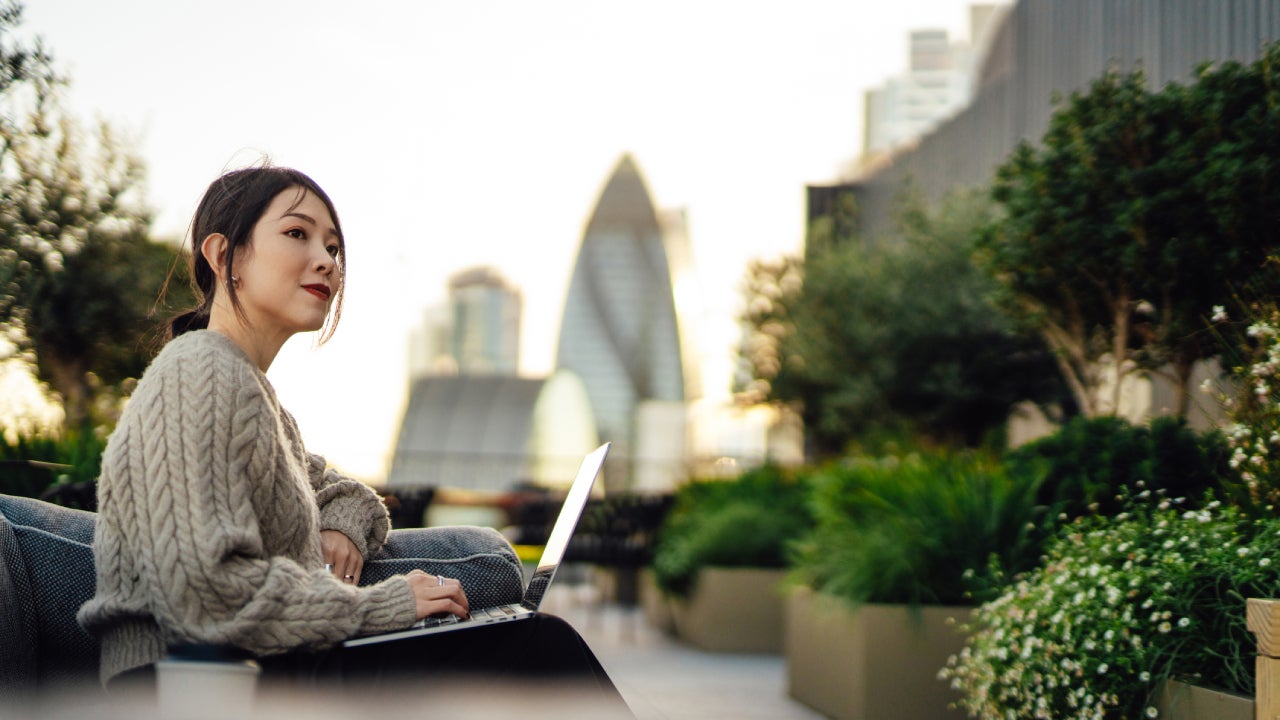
[76,164,628,713]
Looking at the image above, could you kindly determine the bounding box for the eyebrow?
[282,211,341,241]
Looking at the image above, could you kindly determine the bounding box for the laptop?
[343,442,610,648]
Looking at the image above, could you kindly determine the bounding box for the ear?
[200,233,230,281]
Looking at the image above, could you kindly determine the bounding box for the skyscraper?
[392,267,596,493]
[556,154,687,490]
[448,266,522,376]
[861,6,1004,160]
[408,265,522,377]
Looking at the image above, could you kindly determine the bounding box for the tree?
[738,191,1066,457]
[0,2,52,125]
[978,46,1280,418]
[0,33,192,430]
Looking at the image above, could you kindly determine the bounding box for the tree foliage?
[978,45,1280,418]
[0,7,192,430]
[0,1,51,127]
[738,191,1066,457]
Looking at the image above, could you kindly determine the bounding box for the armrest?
[0,510,38,699]
[362,526,525,609]
[0,494,99,690]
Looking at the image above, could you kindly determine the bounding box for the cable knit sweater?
[77,330,418,686]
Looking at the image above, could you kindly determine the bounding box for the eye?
[285,228,307,240]
[326,244,341,258]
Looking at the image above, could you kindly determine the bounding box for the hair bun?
[168,309,209,339]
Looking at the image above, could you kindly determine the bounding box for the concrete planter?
[664,567,788,653]
[639,568,677,635]
[1155,679,1252,720]
[786,586,970,720]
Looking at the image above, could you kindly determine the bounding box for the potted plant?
[942,500,1267,720]
[786,450,1042,720]
[647,463,810,653]
[940,303,1280,719]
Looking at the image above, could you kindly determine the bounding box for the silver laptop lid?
[521,442,610,610]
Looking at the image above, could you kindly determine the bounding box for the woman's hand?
[405,570,471,620]
[321,529,364,585]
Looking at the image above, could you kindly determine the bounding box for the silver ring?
[344,574,355,580]
[438,576,447,586]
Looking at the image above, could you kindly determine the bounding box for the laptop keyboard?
[412,603,521,629]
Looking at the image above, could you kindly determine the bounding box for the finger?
[324,547,347,570]
[424,597,470,620]
[439,582,469,615]
[418,582,469,617]
[327,543,351,568]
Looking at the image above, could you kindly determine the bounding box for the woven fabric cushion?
[363,525,525,609]
[0,510,38,701]
[0,495,100,691]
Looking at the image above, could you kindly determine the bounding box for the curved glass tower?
[556,154,687,489]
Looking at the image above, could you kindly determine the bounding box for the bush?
[790,450,1043,607]
[1004,415,1231,527]
[0,427,104,505]
[943,498,1280,718]
[1211,300,1280,511]
[651,464,810,598]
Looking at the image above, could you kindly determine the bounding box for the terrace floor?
[541,577,826,720]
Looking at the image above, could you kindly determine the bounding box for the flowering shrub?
[942,497,1280,719]
[1212,303,1280,509]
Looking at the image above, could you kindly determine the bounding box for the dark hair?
[168,164,346,343]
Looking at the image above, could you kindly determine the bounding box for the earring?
[231,275,240,288]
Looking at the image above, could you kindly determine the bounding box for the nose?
[314,244,335,275]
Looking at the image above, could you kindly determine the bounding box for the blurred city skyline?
[10,0,989,479]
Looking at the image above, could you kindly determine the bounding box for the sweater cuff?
[360,576,419,634]
[316,478,391,558]
[96,617,168,688]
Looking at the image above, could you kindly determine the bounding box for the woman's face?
[233,187,342,339]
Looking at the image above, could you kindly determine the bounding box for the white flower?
[1097,662,1109,674]
[1212,305,1228,322]
[1159,621,1172,634]
[1139,671,1151,682]
[1146,707,1159,718]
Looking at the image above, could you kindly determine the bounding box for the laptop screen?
[522,442,610,610]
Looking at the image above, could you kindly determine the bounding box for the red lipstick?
[303,284,331,301]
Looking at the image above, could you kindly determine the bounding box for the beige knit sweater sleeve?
[291,424,391,558]
[77,332,418,664]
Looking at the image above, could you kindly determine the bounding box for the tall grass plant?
[790,450,1043,607]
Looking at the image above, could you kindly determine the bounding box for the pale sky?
[16,0,987,480]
